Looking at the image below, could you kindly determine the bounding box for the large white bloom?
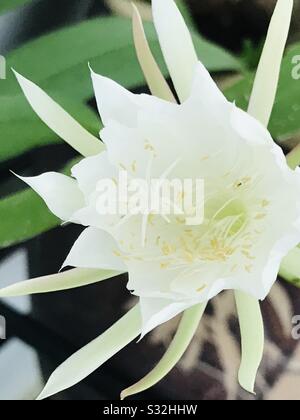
[1,0,298,400]
[19,45,300,338]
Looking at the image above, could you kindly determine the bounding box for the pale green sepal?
[132,3,176,102]
[234,291,264,394]
[152,0,198,102]
[37,304,142,400]
[121,302,206,400]
[0,268,123,297]
[13,70,104,157]
[247,0,293,126]
[279,246,300,287]
[286,143,300,170]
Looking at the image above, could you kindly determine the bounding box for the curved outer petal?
[90,68,139,127]
[247,0,293,126]
[63,227,127,271]
[132,3,175,102]
[37,304,142,400]
[71,151,118,197]
[230,104,274,146]
[260,225,300,298]
[187,61,228,111]
[121,302,206,400]
[139,296,195,338]
[279,246,300,284]
[16,172,84,221]
[232,0,294,396]
[287,143,300,170]
[152,0,198,102]
[234,291,264,394]
[14,70,104,157]
[0,268,121,297]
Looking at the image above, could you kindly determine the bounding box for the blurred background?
[1,0,300,400]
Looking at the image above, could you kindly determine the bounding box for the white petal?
[127,260,178,298]
[71,151,118,197]
[14,70,104,157]
[121,302,206,399]
[63,227,127,271]
[152,0,198,102]
[90,68,139,127]
[0,268,120,297]
[100,121,149,177]
[230,104,273,146]
[139,296,194,338]
[247,0,293,125]
[187,61,228,109]
[37,304,142,400]
[235,291,264,394]
[17,172,84,221]
[132,3,175,102]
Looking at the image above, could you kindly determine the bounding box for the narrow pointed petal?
[132,3,175,102]
[13,70,104,157]
[247,0,293,126]
[37,304,142,400]
[0,268,121,297]
[63,227,127,271]
[234,291,264,394]
[139,296,194,338]
[121,303,206,400]
[286,143,300,170]
[90,68,139,127]
[16,172,84,221]
[279,246,300,285]
[152,0,198,102]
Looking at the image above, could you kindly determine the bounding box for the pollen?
[162,242,172,256]
[119,163,127,171]
[160,262,170,270]
[144,141,156,152]
[245,264,253,273]
[131,161,137,173]
[255,213,267,220]
[261,199,270,208]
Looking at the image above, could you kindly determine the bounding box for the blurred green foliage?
[0,0,32,14]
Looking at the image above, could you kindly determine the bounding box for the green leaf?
[225,43,300,140]
[0,17,241,162]
[2,17,241,97]
[0,188,58,249]
[0,0,32,14]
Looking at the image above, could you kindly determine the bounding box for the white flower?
[1,0,297,400]
[26,61,300,339]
